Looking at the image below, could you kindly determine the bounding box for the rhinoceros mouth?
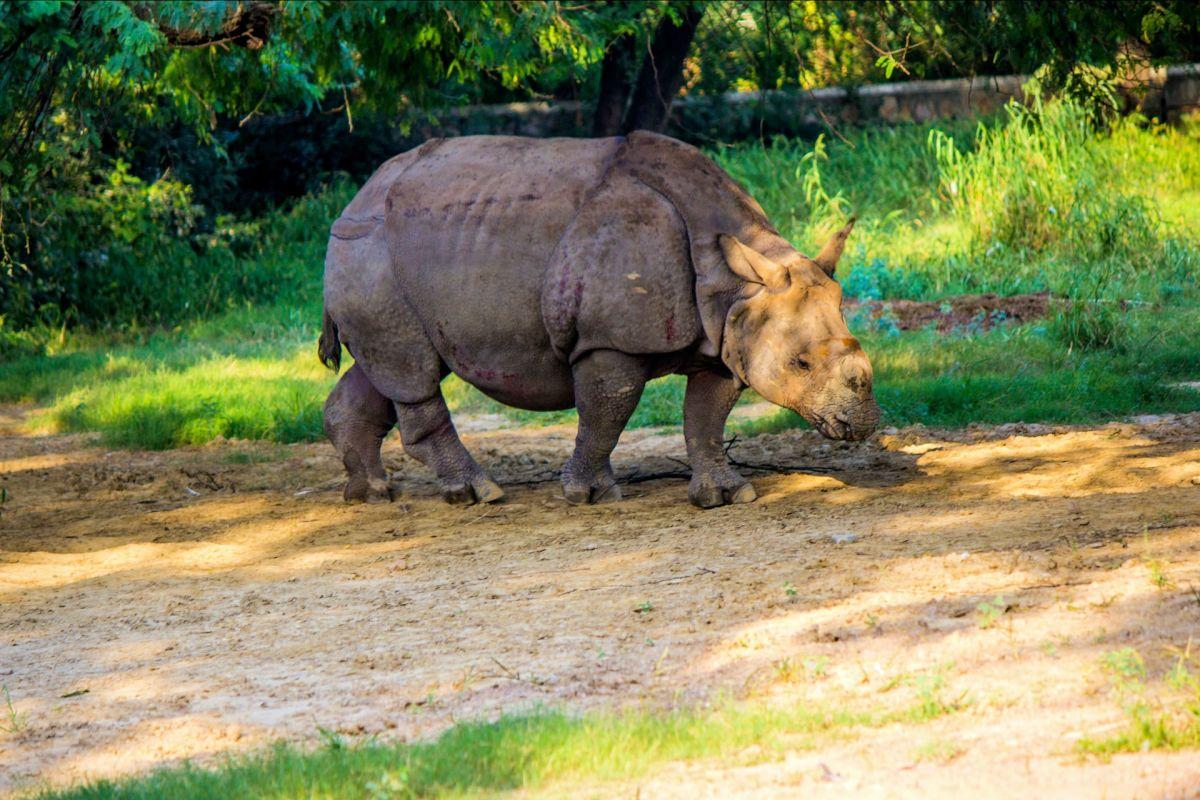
[809,406,879,441]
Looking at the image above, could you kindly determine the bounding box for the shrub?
[0,167,352,332]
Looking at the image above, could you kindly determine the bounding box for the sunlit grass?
[36,690,962,800]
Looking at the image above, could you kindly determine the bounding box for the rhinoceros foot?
[689,469,757,509]
[563,481,622,505]
[344,475,394,504]
[442,476,505,506]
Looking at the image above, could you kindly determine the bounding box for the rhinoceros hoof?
[563,481,622,505]
[689,478,757,509]
[344,477,393,504]
[442,477,505,506]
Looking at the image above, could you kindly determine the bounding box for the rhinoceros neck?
[615,131,793,357]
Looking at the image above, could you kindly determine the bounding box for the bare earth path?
[2,406,1200,798]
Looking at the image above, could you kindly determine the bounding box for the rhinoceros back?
[329,137,627,408]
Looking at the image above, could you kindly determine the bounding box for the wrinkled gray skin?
[319,131,880,509]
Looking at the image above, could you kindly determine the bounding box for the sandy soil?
[2,405,1200,798]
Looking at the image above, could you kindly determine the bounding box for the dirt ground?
[845,291,1050,332]
[2,404,1200,798]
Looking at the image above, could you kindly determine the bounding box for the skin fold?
[319,131,880,509]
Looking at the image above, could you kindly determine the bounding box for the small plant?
[771,655,828,684]
[1079,647,1200,756]
[782,582,798,599]
[634,601,654,614]
[910,738,965,764]
[773,658,799,683]
[317,726,346,750]
[804,656,829,679]
[1141,527,1175,590]
[1,685,27,734]
[366,766,412,800]
[904,666,968,721]
[1101,647,1146,686]
[0,486,7,520]
[976,596,1008,629]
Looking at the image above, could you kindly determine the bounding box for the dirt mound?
[2,410,1200,797]
[846,292,1051,332]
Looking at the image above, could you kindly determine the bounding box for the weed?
[910,738,966,764]
[364,767,412,800]
[772,658,800,683]
[1,685,27,734]
[976,596,1008,629]
[904,666,969,721]
[317,727,347,751]
[1141,527,1175,590]
[634,601,654,615]
[1078,647,1200,756]
[365,766,411,800]
[782,582,798,600]
[772,656,828,684]
[1146,558,1174,590]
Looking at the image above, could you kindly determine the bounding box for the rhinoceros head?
[717,219,880,441]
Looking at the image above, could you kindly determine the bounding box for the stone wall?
[406,66,1200,146]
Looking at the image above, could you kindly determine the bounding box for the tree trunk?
[591,32,638,137]
[620,5,704,134]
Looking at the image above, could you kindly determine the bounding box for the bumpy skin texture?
[322,132,879,508]
[323,364,396,503]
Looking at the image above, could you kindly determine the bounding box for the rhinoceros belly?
[383,137,623,410]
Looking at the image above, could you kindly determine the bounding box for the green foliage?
[930,101,1157,261]
[2,173,351,329]
[0,1,648,328]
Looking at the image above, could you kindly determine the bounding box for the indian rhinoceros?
[318,131,880,509]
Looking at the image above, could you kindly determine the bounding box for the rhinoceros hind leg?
[684,370,755,509]
[394,389,504,505]
[562,350,647,504]
[324,364,397,503]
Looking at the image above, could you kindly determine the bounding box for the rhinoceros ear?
[719,235,789,290]
[813,216,856,277]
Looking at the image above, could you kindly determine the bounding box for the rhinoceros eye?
[791,355,811,371]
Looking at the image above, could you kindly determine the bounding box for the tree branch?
[132,1,278,50]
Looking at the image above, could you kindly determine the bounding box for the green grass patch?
[1077,648,1200,758]
[34,689,965,800]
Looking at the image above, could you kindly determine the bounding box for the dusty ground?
[2,405,1200,798]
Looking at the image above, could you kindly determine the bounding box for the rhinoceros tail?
[318,309,342,373]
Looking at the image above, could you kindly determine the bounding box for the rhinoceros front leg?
[324,364,397,503]
[393,390,505,506]
[684,370,756,508]
[562,350,647,504]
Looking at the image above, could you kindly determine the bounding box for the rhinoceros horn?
[813,216,857,277]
